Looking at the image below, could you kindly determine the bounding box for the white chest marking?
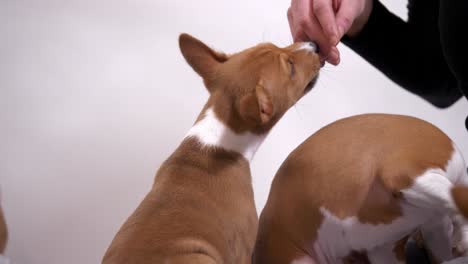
[185,108,266,161]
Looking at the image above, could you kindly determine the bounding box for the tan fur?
[452,186,468,219]
[102,34,320,263]
[393,236,409,263]
[253,114,454,263]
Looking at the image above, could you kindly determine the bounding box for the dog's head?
[179,33,320,133]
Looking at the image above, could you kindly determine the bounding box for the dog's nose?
[308,42,318,53]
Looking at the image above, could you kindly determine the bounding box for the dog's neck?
[185,108,267,161]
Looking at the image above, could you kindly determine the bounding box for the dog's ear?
[239,81,274,125]
[179,33,228,81]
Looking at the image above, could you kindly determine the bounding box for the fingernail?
[334,54,340,65]
[329,50,340,65]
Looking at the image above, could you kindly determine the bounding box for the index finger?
[313,0,339,45]
[287,8,309,42]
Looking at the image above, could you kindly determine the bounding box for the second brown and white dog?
[253,114,468,264]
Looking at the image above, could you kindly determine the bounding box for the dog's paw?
[452,223,468,257]
[453,235,468,257]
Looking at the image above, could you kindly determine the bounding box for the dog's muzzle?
[308,42,318,53]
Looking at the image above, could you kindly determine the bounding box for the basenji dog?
[253,114,468,264]
[102,34,321,263]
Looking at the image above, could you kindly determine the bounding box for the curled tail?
[452,186,468,219]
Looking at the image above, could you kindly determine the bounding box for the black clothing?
[342,0,468,129]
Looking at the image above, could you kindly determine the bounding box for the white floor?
[1,0,467,263]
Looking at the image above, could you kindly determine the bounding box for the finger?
[335,0,361,39]
[332,0,338,11]
[326,46,340,65]
[300,15,333,59]
[294,29,310,43]
[313,0,339,45]
[290,0,333,59]
[288,9,310,42]
[288,0,313,42]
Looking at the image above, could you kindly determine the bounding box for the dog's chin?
[304,75,319,94]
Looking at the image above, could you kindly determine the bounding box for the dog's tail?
[452,185,468,219]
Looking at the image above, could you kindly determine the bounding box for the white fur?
[401,171,456,212]
[314,204,432,263]
[185,108,266,161]
[295,42,317,53]
[453,224,468,256]
[445,143,467,185]
[311,145,467,263]
[420,215,453,261]
[400,144,466,213]
[290,255,315,264]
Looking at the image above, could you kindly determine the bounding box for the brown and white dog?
[253,114,468,264]
[102,34,321,263]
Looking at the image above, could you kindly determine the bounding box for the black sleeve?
[439,0,468,100]
[341,0,462,108]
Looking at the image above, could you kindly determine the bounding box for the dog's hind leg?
[420,215,453,263]
[400,171,468,263]
[367,243,405,264]
[451,214,468,257]
[450,156,468,257]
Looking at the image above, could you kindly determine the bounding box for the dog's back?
[254,114,468,264]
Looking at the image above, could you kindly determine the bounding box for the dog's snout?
[308,42,318,53]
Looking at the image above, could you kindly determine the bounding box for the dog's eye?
[287,58,295,77]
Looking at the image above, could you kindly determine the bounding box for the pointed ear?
[239,82,274,125]
[179,33,228,80]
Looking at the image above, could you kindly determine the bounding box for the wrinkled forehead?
[225,42,315,77]
[232,43,291,66]
[237,43,281,58]
[248,42,297,55]
[227,44,281,70]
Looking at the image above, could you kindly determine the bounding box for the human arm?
[341,0,462,108]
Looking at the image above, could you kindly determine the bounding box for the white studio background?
[1,0,467,263]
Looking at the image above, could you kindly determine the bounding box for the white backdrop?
[1,0,467,263]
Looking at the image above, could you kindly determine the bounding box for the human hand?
[287,0,372,65]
